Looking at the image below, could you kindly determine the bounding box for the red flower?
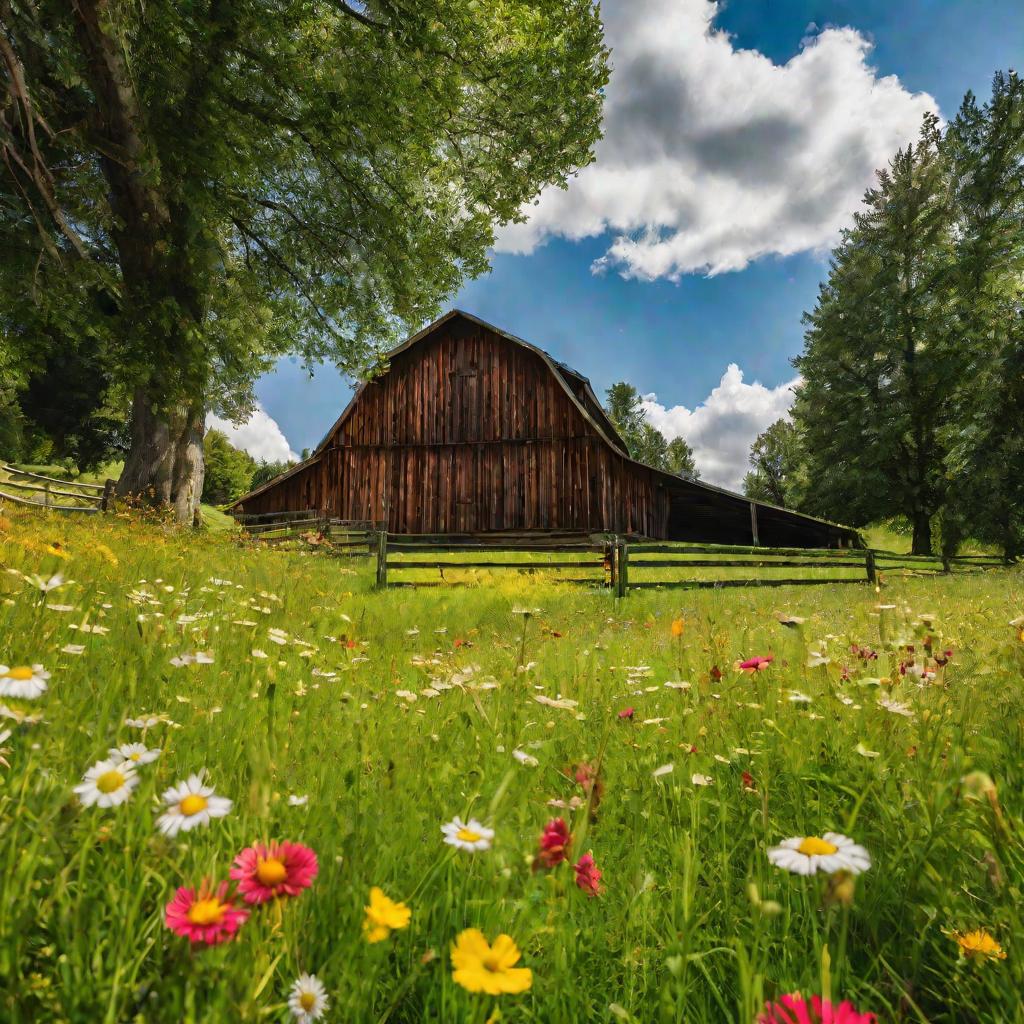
[758,993,876,1024]
[534,818,572,870]
[573,852,602,897]
[737,655,774,672]
[230,841,318,904]
[618,707,635,720]
[709,665,723,681]
[741,771,757,792]
[165,880,249,945]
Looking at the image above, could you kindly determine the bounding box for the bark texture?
[118,389,205,525]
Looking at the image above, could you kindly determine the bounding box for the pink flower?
[617,707,635,720]
[534,818,572,870]
[230,841,318,904]
[758,993,876,1024]
[164,880,249,945]
[573,852,602,896]
[737,655,774,672]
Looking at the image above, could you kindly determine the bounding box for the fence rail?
[0,463,115,514]
[236,512,378,557]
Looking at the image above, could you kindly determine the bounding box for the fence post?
[749,502,760,547]
[100,479,115,512]
[614,538,629,598]
[604,539,615,591]
[375,530,389,590]
[864,549,876,585]
[43,480,50,508]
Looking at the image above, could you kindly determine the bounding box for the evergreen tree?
[251,460,295,489]
[666,436,700,481]
[940,72,1024,559]
[793,114,957,554]
[604,381,699,478]
[742,419,803,507]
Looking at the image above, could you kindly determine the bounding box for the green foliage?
[0,1,609,424]
[605,382,699,479]
[0,509,1022,1022]
[794,73,1024,558]
[251,460,295,490]
[742,420,804,508]
[201,429,256,505]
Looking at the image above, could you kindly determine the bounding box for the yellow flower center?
[299,992,316,1011]
[4,666,33,680]
[96,770,125,794]
[483,954,503,973]
[187,897,226,926]
[456,827,482,843]
[129,752,142,761]
[798,836,839,856]
[256,857,288,886]
[179,794,208,816]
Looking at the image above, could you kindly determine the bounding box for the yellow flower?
[671,617,685,638]
[949,928,1007,962]
[363,886,411,943]
[451,928,533,995]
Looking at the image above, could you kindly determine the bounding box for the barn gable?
[228,310,859,548]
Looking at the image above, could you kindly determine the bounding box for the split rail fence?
[232,515,1008,594]
[0,463,115,514]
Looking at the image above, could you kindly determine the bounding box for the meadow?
[0,507,1022,1023]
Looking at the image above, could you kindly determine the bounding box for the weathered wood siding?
[236,317,670,535]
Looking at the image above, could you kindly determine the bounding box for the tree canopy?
[742,419,803,508]
[1,0,609,519]
[604,381,699,479]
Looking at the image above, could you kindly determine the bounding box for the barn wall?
[298,317,669,535]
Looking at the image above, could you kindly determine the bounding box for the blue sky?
[229,0,1024,489]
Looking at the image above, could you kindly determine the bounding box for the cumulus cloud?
[640,365,798,490]
[496,0,937,278]
[205,405,299,463]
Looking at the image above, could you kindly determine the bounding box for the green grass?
[0,507,1022,1023]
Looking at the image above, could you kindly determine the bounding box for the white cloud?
[496,0,937,279]
[206,405,298,463]
[640,365,798,490]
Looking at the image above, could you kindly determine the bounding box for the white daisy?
[74,758,139,808]
[0,664,50,699]
[288,973,329,1022]
[288,794,309,806]
[878,697,915,718]
[441,816,494,852]
[156,771,232,836]
[767,833,871,876]
[109,742,160,766]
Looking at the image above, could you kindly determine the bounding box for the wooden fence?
[0,463,115,514]
[235,511,378,557]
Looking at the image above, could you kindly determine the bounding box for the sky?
[217,0,1024,490]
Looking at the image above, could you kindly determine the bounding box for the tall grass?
[0,506,1021,1022]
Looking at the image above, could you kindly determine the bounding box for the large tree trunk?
[118,388,205,525]
[911,509,933,556]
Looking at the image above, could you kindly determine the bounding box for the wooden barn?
[228,310,858,548]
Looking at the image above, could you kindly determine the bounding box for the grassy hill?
[0,506,1020,1022]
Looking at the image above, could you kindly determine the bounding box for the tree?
[201,430,256,506]
[604,380,699,478]
[793,114,957,554]
[1,1,609,522]
[742,419,803,507]
[666,436,699,481]
[939,73,1024,559]
[251,459,294,490]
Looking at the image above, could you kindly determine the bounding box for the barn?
[227,310,858,548]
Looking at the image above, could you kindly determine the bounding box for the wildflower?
[758,993,876,1023]
[0,664,50,700]
[653,763,674,779]
[691,773,714,786]
[534,818,572,869]
[776,613,806,627]
[451,929,533,995]
[823,869,857,907]
[231,841,318,903]
[671,617,685,638]
[442,817,494,853]
[736,655,774,672]
[164,880,248,945]
[109,743,160,766]
[617,706,635,720]
[288,794,309,806]
[74,758,139,808]
[156,772,232,837]
[948,928,1007,962]
[512,749,538,767]
[741,771,757,792]
[169,651,214,667]
[574,852,602,896]
[878,697,914,718]
[30,572,66,592]
[363,886,411,943]
[288,973,329,1022]
[767,833,871,876]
